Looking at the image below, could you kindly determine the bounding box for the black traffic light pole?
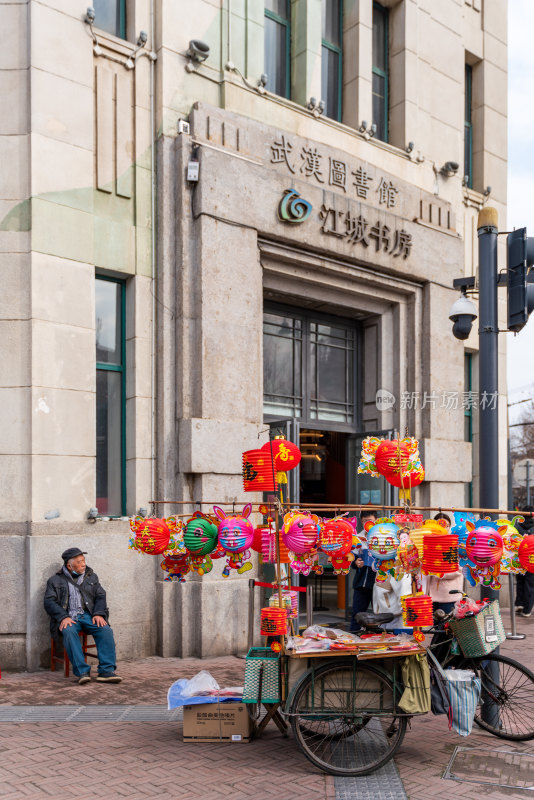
[477,208,501,727]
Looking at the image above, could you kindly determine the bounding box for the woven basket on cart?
[448,599,506,658]
[242,647,281,704]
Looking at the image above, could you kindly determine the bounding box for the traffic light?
[507,227,534,333]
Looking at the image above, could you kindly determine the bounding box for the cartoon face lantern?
[214,504,254,553]
[465,524,504,567]
[282,513,319,554]
[366,520,400,561]
[184,513,219,556]
[213,504,255,578]
[318,518,354,556]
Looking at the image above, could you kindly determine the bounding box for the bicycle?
[285,600,534,777]
[427,591,534,742]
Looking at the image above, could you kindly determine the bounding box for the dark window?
[322,0,342,121]
[372,2,388,142]
[263,307,358,428]
[264,0,290,98]
[93,0,126,39]
[464,64,473,188]
[96,277,126,516]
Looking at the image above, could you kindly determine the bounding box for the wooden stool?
[50,632,98,677]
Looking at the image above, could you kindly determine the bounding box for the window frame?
[372,1,389,143]
[95,275,127,517]
[94,0,127,40]
[263,302,361,433]
[321,0,343,121]
[264,1,291,99]
[464,64,473,189]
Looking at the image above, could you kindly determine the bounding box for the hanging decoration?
[495,516,525,574]
[401,594,434,628]
[464,520,507,589]
[451,511,477,586]
[357,436,425,500]
[260,607,287,636]
[129,517,171,555]
[261,522,291,564]
[214,504,255,577]
[160,552,192,582]
[365,518,400,582]
[395,531,421,581]
[421,533,459,576]
[518,534,534,573]
[282,511,322,576]
[269,590,299,619]
[242,449,278,492]
[318,517,358,574]
[260,438,301,485]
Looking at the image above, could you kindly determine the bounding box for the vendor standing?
[349,509,377,632]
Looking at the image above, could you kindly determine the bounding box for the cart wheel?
[290,661,407,777]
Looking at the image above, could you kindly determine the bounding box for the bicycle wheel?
[467,654,534,741]
[290,660,407,777]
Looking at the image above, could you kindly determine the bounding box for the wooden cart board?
[286,644,425,659]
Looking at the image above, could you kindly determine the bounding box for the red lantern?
[242,449,278,492]
[518,535,534,573]
[260,439,301,472]
[130,518,171,555]
[402,595,433,627]
[375,440,410,479]
[260,607,287,636]
[422,534,459,575]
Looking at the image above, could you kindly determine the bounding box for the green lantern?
[184,513,219,556]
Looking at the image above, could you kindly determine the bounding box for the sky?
[507,0,534,404]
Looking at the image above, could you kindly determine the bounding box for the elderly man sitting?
[44,547,122,685]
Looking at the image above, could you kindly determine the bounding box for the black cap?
[61,547,87,563]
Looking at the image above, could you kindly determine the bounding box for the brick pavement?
[0,610,533,799]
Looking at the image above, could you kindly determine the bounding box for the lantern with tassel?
[464,520,507,589]
[282,511,322,577]
[260,438,301,485]
[260,607,287,636]
[214,504,255,577]
[401,594,434,627]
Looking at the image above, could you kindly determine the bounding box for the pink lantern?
[282,512,319,554]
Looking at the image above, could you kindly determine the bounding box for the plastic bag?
[302,625,344,640]
[444,669,476,682]
[181,670,220,698]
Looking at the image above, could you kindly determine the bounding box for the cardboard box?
[182,702,253,743]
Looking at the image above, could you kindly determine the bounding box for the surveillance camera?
[85,6,95,23]
[449,293,478,340]
[441,161,459,177]
[187,39,210,63]
[137,30,148,46]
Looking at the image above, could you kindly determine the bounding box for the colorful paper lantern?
[422,534,459,575]
[374,440,411,478]
[318,517,356,574]
[214,504,255,577]
[401,594,434,627]
[129,517,171,555]
[366,519,400,561]
[183,513,219,556]
[518,535,534,573]
[282,512,319,554]
[465,524,504,567]
[242,449,278,492]
[261,526,291,564]
[260,607,287,636]
[260,438,301,475]
[269,590,299,619]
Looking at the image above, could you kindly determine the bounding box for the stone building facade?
[0,0,508,669]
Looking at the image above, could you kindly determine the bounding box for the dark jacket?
[351,549,376,591]
[44,566,109,637]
